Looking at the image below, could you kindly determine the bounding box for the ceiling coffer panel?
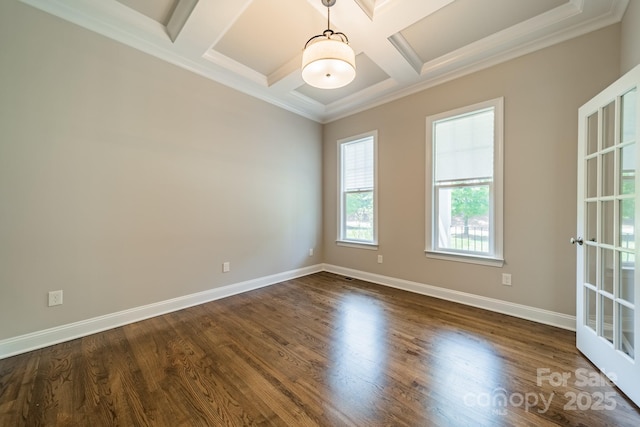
[214,0,327,77]
[399,0,568,64]
[116,0,179,26]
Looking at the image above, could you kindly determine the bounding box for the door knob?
[570,237,584,246]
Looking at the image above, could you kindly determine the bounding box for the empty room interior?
[2,0,640,425]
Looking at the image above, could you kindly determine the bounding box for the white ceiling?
[21,0,629,123]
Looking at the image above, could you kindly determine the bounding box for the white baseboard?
[322,264,576,331]
[0,264,323,360]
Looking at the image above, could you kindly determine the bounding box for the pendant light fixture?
[302,0,356,89]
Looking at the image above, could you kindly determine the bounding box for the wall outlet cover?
[48,290,63,306]
[502,273,512,286]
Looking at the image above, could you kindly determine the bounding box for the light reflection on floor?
[327,293,388,418]
[325,290,511,425]
[428,331,509,424]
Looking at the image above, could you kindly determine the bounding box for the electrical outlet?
[309,248,314,257]
[502,273,512,286]
[222,261,230,273]
[377,255,383,264]
[48,290,63,306]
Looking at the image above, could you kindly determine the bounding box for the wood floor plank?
[1,272,640,426]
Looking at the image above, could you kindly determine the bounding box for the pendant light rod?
[303,0,349,48]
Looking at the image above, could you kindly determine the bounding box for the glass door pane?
[586,245,597,286]
[586,287,597,331]
[620,304,635,358]
[588,113,599,155]
[620,143,636,194]
[621,198,635,248]
[602,201,614,245]
[602,249,614,294]
[603,101,616,148]
[602,151,615,196]
[621,253,635,303]
[601,295,614,343]
[586,201,597,242]
[622,89,637,144]
[587,157,598,198]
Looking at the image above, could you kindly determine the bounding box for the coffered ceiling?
[21,0,629,123]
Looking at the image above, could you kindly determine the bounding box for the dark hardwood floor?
[1,272,639,426]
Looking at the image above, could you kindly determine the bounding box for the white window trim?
[425,98,504,267]
[337,130,379,249]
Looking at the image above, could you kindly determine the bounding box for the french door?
[576,64,640,407]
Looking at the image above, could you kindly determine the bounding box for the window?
[338,131,378,247]
[426,98,504,266]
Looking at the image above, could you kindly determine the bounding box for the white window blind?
[343,138,374,190]
[434,108,494,183]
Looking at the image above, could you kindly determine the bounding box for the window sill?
[425,250,504,267]
[337,240,379,250]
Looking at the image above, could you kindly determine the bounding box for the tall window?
[338,131,378,246]
[426,98,503,265]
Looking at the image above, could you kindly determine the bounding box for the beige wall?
[323,26,621,316]
[0,1,322,340]
[621,0,640,73]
